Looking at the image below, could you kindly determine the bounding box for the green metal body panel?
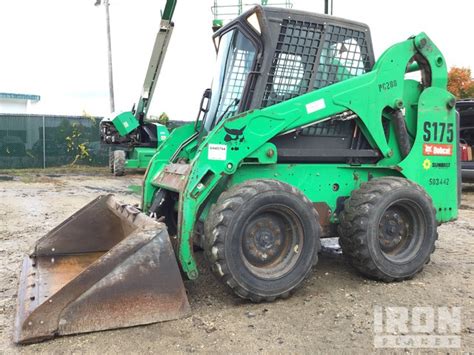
[112,112,139,136]
[125,147,157,169]
[142,33,458,280]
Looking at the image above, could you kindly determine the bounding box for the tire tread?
[338,177,437,282]
[204,179,320,302]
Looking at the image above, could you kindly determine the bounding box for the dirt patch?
[0,175,472,353]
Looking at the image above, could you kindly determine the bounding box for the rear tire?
[204,179,320,302]
[338,177,437,282]
[113,150,126,176]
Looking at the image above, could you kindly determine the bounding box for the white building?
[0,92,41,113]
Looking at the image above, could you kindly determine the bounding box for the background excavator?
[14,2,458,344]
[98,1,177,176]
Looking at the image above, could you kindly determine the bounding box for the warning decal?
[208,144,227,161]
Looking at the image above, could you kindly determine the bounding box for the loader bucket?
[14,195,190,344]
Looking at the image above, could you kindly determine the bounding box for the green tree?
[158,112,170,126]
[65,112,97,166]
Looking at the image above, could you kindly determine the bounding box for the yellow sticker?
[422,159,432,170]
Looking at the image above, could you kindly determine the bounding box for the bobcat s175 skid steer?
[14,5,458,344]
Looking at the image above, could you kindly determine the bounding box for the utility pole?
[95,0,115,113]
[324,0,333,15]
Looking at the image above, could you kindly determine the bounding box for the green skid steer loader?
[14,5,459,344]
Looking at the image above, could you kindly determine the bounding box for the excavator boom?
[136,0,177,117]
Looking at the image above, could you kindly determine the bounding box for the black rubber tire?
[338,177,437,282]
[108,150,114,173]
[204,179,320,302]
[113,150,126,176]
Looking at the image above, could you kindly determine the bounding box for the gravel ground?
[0,174,472,353]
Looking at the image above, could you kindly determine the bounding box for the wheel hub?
[243,214,287,267]
[256,229,275,249]
[378,209,409,253]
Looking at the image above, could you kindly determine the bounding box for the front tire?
[113,150,125,176]
[108,149,114,173]
[204,179,320,302]
[338,177,437,282]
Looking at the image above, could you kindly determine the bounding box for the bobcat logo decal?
[224,126,246,151]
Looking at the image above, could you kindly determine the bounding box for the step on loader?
[15,5,458,344]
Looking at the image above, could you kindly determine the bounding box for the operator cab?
[202,6,378,163]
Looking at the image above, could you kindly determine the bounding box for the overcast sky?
[0,0,473,119]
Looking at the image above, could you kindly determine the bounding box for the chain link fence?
[0,114,108,169]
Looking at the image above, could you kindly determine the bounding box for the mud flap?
[14,195,190,344]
